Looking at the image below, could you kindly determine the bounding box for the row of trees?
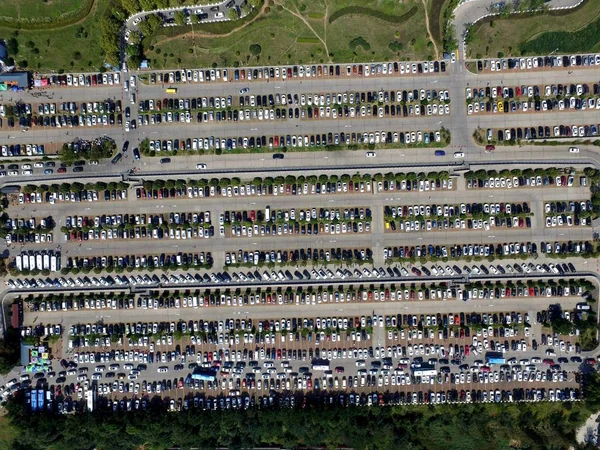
[137,166,450,192]
[465,167,572,180]
[3,395,595,450]
[21,181,129,195]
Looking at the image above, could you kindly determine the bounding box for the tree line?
[2,393,596,450]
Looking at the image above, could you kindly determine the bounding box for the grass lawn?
[428,0,446,49]
[0,0,82,20]
[0,0,109,71]
[468,0,600,58]
[0,414,18,450]
[145,0,435,69]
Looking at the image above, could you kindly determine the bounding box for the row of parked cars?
[225,248,373,266]
[540,240,594,256]
[39,386,584,417]
[552,124,600,138]
[134,102,451,125]
[65,211,212,230]
[466,173,575,189]
[40,73,120,87]
[481,54,600,72]
[0,143,45,157]
[467,83,597,101]
[469,96,600,115]
[141,89,450,114]
[65,252,213,270]
[148,129,442,153]
[385,202,530,218]
[150,60,447,86]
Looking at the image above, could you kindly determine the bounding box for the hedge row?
[328,5,417,25]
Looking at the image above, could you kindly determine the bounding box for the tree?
[552,316,573,335]
[139,14,162,36]
[99,16,121,66]
[126,44,143,68]
[249,44,262,56]
[6,37,18,56]
[122,0,141,14]
[139,0,157,9]
[227,7,239,20]
[174,11,187,26]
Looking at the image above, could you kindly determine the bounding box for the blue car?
[434,150,446,156]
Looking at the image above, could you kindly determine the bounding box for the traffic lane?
[9,177,589,218]
[34,227,593,261]
[138,72,453,101]
[22,294,585,328]
[464,66,600,85]
[465,111,600,131]
[1,143,596,187]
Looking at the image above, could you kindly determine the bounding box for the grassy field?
[0,0,109,71]
[145,0,435,69]
[0,0,82,21]
[468,0,600,58]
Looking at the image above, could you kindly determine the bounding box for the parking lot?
[1,53,600,416]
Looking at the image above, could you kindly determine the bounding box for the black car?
[272,153,284,159]
[72,166,83,173]
[133,148,140,160]
[159,157,171,164]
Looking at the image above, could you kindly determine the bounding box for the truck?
[50,255,58,272]
[30,390,37,412]
[43,253,50,270]
[265,205,271,222]
[15,254,22,271]
[36,254,43,271]
[311,359,331,371]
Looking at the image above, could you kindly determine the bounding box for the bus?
[166,87,178,94]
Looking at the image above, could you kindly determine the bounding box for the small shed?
[20,343,34,366]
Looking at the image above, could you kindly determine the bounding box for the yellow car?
[497,101,504,112]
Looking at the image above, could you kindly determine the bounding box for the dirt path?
[421,0,440,60]
[274,0,331,62]
[154,3,268,46]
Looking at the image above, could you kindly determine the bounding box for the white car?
[196,163,207,169]
[569,147,580,153]
[366,152,376,158]
[453,152,465,159]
